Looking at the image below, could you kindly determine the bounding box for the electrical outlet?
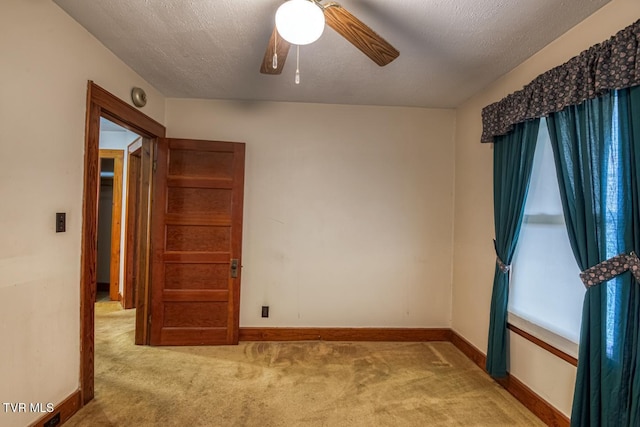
[44,412,60,427]
[261,306,269,318]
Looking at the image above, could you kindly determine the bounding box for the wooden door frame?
[98,149,125,302]
[122,140,142,309]
[132,139,154,345]
[80,81,165,405]
[121,136,155,346]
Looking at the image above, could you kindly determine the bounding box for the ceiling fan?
[260,0,400,75]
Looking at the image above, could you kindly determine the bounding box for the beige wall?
[166,99,456,327]
[452,0,640,417]
[0,1,165,426]
[3,0,638,424]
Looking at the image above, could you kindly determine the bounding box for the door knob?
[230,259,239,278]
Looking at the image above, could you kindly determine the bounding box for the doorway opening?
[97,118,141,306]
[81,82,244,407]
[81,82,166,404]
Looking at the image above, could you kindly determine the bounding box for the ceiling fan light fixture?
[275,0,325,45]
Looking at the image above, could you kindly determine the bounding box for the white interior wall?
[99,128,141,295]
[166,99,456,327]
[451,0,640,417]
[0,0,165,425]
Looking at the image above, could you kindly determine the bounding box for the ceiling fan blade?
[260,27,291,75]
[323,2,399,67]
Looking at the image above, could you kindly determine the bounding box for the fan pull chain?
[272,31,278,69]
[295,45,300,85]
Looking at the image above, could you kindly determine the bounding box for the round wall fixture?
[131,87,147,108]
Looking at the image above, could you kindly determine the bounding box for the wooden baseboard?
[239,327,452,342]
[31,389,81,427]
[450,330,487,368]
[450,331,570,427]
[496,375,570,427]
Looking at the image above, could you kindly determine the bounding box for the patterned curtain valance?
[481,19,640,143]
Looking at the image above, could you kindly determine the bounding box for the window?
[508,118,585,355]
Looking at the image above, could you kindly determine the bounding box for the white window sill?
[507,311,579,360]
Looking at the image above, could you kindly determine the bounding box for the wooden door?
[133,139,154,344]
[150,138,245,345]
[123,146,140,310]
[123,138,143,310]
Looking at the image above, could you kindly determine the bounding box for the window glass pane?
[523,120,564,216]
[509,118,585,343]
[510,223,584,342]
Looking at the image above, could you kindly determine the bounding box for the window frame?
[506,118,583,363]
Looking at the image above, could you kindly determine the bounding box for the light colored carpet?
[66,302,544,426]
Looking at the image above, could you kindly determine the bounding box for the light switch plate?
[56,213,66,233]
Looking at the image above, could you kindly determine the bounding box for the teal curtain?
[486,119,539,378]
[547,87,640,426]
[629,86,640,427]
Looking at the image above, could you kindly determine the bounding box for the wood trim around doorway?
[80,81,165,405]
[122,143,141,310]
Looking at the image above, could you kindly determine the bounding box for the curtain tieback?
[496,257,510,273]
[493,239,511,273]
[580,252,640,288]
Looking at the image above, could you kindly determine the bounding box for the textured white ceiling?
[53,0,610,108]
